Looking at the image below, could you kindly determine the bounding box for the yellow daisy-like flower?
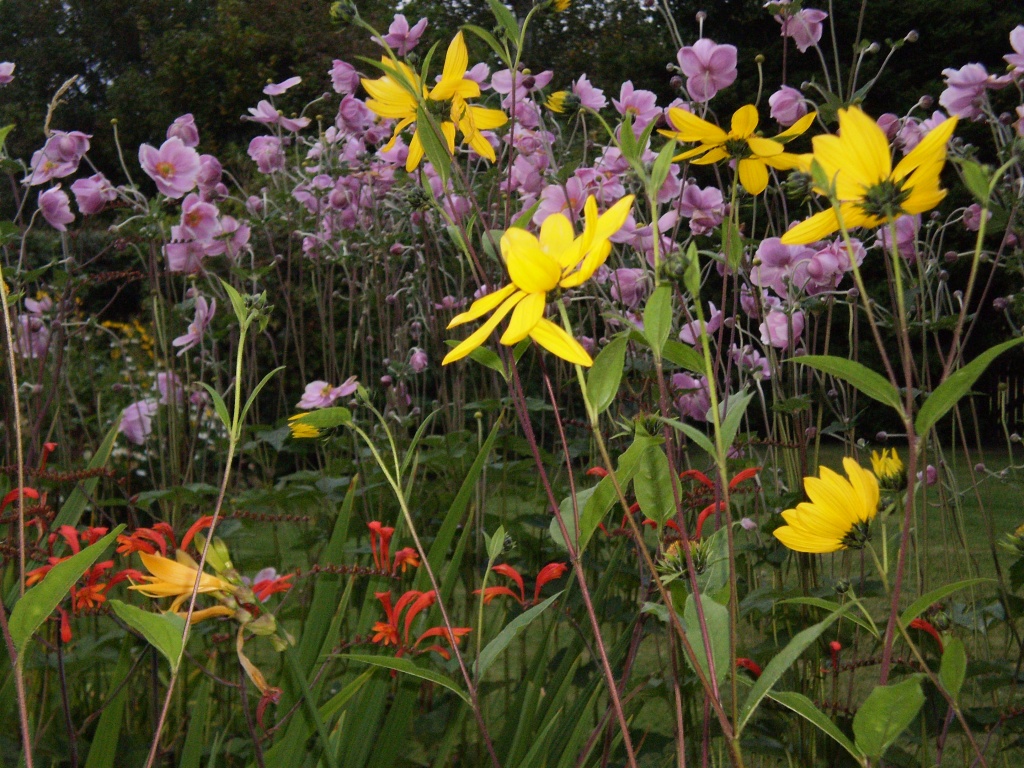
[129,551,237,612]
[361,32,508,173]
[659,104,816,195]
[773,458,880,553]
[288,413,321,439]
[870,448,905,491]
[781,107,958,245]
[442,194,635,367]
[545,91,568,113]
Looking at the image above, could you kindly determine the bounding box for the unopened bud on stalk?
[905,30,919,43]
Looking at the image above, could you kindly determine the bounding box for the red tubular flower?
[256,686,282,731]
[680,469,714,489]
[476,586,523,605]
[414,626,472,659]
[59,607,72,644]
[55,525,82,554]
[368,521,396,571]
[71,582,108,611]
[694,503,723,539]
[828,640,842,670]
[253,573,293,602]
[40,442,58,471]
[117,526,172,557]
[0,486,40,513]
[391,547,420,574]
[533,563,568,603]
[586,467,609,478]
[402,590,437,645]
[736,658,762,678]
[909,618,944,652]
[491,564,525,604]
[180,516,215,551]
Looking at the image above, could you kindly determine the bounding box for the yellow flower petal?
[442,291,525,364]
[780,208,841,245]
[448,283,518,328]
[737,158,770,195]
[503,228,562,293]
[730,104,759,138]
[664,107,728,144]
[528,317,593,366]
[500,291,547,344]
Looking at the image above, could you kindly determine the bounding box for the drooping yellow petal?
[780,208,841,245]
[406,129,425,172]
[500,291,547,344]
[690,146,730,165]
[892,116,957,182]
[539,213,576,262]
[746,136,785,158]
[448,283,518,328]
[774,111,817,142]
[835,107,892,185]
[664,107,728,144]
[442,291,525,364]
[737,158,770,195]
[528,317,593,366]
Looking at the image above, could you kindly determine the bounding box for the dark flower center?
[840,521,871,550]
[860,178,910,218]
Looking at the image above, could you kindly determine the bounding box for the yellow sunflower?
[781,107,958,245]
[361,32,507,172]
[442,194,634,367]
[773,458,880,553]
[659,104,815,195]
[871,448,905,491]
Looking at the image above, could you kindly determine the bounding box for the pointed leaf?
[342,654,471,704]
[796,355,903,415]
[290,406,353,430]
[240,366,285,428]
[683,593,729,683]
[853,677,925,760]
[768,691,863,761]
[475,592,562,678]
[10,526,124,654]
[939,638,967,701]
[634,446,676,526]
[586,334,628,416]
[899,577,991,626]
[54,420,120,527]
[109,599,185,672]
[649,140,676,200]
[199,382,232,433]
[722,218,744,271]
[958,159,991,205]
[486,0,520,42]
[416,106,452,183]
[718,388,754,451]
[643,284,673,357]
[915,338,1024,436]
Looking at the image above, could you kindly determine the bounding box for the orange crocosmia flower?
[491,564,525,603]
[253,573,293,601]
[391,547,420,574]
[71,583,108,611]
[414,626,472,659]
[180,516,215,551]
[533,562,568,603]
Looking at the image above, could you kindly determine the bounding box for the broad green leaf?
[586,334,628,416]
[768,691,863,761]
[577,434,661,547]
[84,638,134,768]
[486,525,506,562]
[662,339,705,373]
[54,419,120,527]
[318,668,375,721]
[899,577,992,626]
[342,654,470,704]
[109,599,185,672]
[648,140,677,201]
[718,388,754,450]
[199,382,232,433]
[475,592,562,678]
[634,446,676,526]
[683,241,701,299]
[178,679,211,768]
[853,677,925,760]
[619,112,638,165]
[939,638,967,700]
[486,0,520,42]
[285,646,340,768]
[722,218,744,271]
[683,593,730,683]
[796,355,903,415]
[10,526,123,655]
[958,159,991,204]
[915,338,1024,436]
[643,284,673,357]
[416,106,452,182]
[738,605,849,732]
[290,406,352,430]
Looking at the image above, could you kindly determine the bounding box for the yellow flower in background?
[660,104,815,195]
[781,106,958,245]
[129,551,236,612]
[362,32,507,172]
[553,0,570,11]
[442,194,635,367]
[545,91,568,113]
[773,458,880,553]
[871,448,905,491]
[288,413,321,439]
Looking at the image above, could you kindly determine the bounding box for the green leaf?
[289,406,353,430]
[718,388,754,450]
[648,140,676,201]
[853,677,925,760]
[586,335,628,416]
[958,160,991,205]
[416,106,452,183]
[83,638,134,768]
[0,124,15,153]
[661,339,705,373]
[796,355,904,415]
[643,284,672,357]
[486,525,506,562]
[475,592,562,678]
[9,526,124,655]
[899,577,992,626]
[681,242,700,301]
[240,366,285,429]
[177,679,211,768]
[939,638,967,700]
[768,691,863,761]
[462,24,512,63]
[199,382,232,433]
[109,600,185,672]
[342,654,470,705]
[657,415,716,457]
[722,218,744,271]
[220,279,248,326]
[634,446,676,526]
[618,112,638,164]
[318,668,375,721]
[779,597,878,638]
[738,605,849,732]
[915,338,1024,436]
[54,420,120,527]
[445,339,508,381]
[486,0,520,42]
[683,593,730,683]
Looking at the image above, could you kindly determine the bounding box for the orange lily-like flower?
[476,562,568,606]
[129,550,237,612]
